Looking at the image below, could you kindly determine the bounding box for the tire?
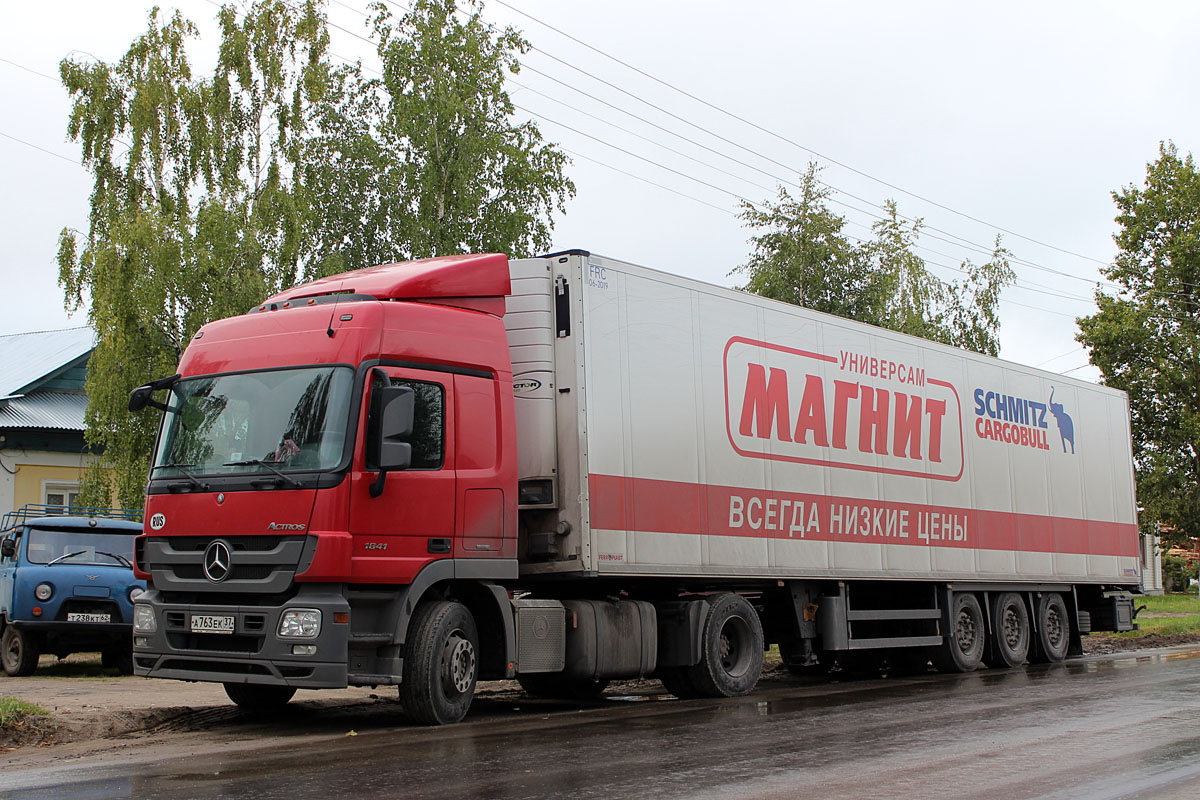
[983,592,1031,669]
[102,646,135,675]
[518,673,609,700]
[1032,593,1071,663]
[399,600,479,725]
[2,625,40,677]
[683,594,764,698]
[657,666,702,699]
[223,682,297,711]
[932,593,985,673]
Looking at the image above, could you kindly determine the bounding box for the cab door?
[348,367,455,582]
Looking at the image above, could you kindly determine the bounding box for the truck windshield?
[152,366,354,477]
[26,528,135,567]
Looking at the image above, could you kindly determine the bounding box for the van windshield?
[152,366,354,477]
[26,528,135,567]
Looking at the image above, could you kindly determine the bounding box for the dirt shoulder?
[3,635,1198,762]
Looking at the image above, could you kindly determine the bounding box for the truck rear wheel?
[1032,593,1070,663]
[517,673,609,700]
[932,593,985,673]
[399,600,479,725]
[983,592,1030,668]
[223,682,296,711]
[2,626,40,677]
[684,593,763,698]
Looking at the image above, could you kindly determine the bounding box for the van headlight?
[129,586,146,602]
[278,609,321,639]
[133,604,157,633]
[35,582,54,601]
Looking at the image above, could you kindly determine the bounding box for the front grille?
[142,535,308,594]
[166,632,263,653]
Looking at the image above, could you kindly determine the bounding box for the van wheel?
[684,594,763,697]
[102,647,135,675]
[983,592,1030,668]
[400,600,479,725]
[1032,593,1070,663]
[223,683,296,711]
[518,673,609,700]
[932,593,985,673]
[2,626,40,677]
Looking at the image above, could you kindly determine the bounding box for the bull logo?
[1048,387,1075,454]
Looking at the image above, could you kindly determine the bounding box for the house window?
[43,482,82,510]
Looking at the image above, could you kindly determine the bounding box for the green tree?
[734,164,1014,355]
[301,0,575,268]
[59,0,573,508]
[1078,142,1200,547]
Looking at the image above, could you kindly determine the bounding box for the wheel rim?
[1002,607,1022,650]
[441,629,476,697]
[1045,605,1064,649]
[955,609,978,653]
[3,634,18,668]
[717,614,754,678]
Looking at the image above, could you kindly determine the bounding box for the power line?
[0,130,80,166]
[489,0,1112,268]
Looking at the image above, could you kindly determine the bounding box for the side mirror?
[370,385,415,497]
[128,374,180,413]
[128,385,154,412]
[1,538,15,558]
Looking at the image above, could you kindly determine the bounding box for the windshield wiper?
[47,549,87,566]
[151,462,208,490]
[223,459,301,488]
[96,550,133,568]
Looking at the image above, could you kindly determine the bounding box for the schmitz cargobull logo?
[724,337,964,481]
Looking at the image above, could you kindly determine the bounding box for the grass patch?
[0,695,55,748]
[1136,593,1200,615]
[0,696,48,728]
[1105,593,1200,638]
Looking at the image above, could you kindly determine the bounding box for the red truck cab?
[131,254,519,720]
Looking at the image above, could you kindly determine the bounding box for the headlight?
[35,582,53,601]
[129,586,146,602]
[278,608,321,639]
[133,604,157,633]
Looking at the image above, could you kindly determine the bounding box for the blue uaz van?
[1,505,144,676]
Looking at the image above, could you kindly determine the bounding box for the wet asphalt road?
[5,648,1200,800]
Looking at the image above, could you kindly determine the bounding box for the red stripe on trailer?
[588,474,1139,558]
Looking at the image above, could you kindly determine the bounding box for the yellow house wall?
[13,463,89,511]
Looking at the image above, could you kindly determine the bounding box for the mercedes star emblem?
[203,540,232,583]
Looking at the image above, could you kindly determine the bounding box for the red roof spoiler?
[260,254,512,316]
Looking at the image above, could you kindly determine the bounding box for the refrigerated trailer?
[128,251,1141,723]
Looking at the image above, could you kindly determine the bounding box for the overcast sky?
[3,0,1198,382]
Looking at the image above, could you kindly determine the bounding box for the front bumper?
[132,585,351,688]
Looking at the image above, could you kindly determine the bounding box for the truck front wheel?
[2,626,40,677]
[685,593,764,698]
[400,600,479,725]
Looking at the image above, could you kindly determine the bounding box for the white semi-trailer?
[130,250,1141,724]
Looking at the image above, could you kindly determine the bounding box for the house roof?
[0,393,90,430]
[0,327,94,398]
